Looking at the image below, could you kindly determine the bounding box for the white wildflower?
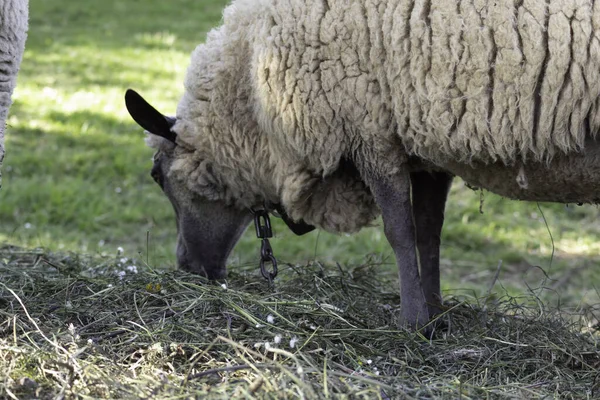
[367,359,372,365]
[296,366,303,375]
[274,334,282,344]
[220,283,227,290]
[254,342,262,349]
[117,271,126,280]
[24,222,32,229]
[255,323,263,328]
[267,314,275,324]
[117,247,124,254]
[290,337,299,349]
[120,257,128,264]
[115,187,122,193]
[264,342,272,350]
[126,265,138,273]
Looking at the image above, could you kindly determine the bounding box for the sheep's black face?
[126,89,252,279]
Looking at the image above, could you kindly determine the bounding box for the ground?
[0,0,598,398]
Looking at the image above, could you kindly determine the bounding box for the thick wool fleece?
[0,0,28,186]
[153,0,600,233]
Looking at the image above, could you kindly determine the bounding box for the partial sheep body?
[441,141,600,204]
[129,0,600,332]
[172,0,600,235]
[0,0,28,186]
[252,0,600,170]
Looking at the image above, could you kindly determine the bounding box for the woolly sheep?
[0,0,28,186]
[126,0,600,334]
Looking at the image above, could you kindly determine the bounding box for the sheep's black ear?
[125,89,177,143]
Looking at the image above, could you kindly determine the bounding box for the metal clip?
[253,209,273,239]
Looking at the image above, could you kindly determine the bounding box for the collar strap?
[272,204,315,236]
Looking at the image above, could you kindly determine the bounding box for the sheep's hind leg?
[411,171,453,318]
[368,168,430,333]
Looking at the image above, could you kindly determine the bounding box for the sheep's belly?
[439,149,600,204]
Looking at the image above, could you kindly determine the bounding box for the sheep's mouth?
[176,240,228,280]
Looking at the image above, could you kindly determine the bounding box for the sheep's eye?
[150,164,163,187]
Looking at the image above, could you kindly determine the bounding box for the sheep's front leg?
[369,169,429,331]
[411,171,453,317]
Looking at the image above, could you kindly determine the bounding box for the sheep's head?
[125,89,252,279]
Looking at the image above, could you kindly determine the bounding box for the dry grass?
[0,245,599,399]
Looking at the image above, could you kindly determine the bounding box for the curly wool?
[156,0,600,233]
[0,0,28,186]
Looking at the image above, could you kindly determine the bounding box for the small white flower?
[117,271,126,280]
[115,187,122,193]
[274,334,282,344]
[296,366,303,375]
[87,339,93,345]
[255,323,263,328]
[254,342,262,349]
[117,247,124,254]
[107,284,113,288]
[24,222,32,229]
[310,324,317,330]
[367,359,372,365]
[120,257,128,264]
[290,337,299,349]
[98,240,105,247]
[220,283,227,290]
[264,342,272,350]
[267,314,275,324]
[126,265,138,273]
[375,371,380,376]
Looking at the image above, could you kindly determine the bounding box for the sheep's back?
[386,0,600,164]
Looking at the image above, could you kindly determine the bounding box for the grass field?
[1,0,599,398]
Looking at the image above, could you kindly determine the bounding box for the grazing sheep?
[126,0,600,333]
[0,0,28,186]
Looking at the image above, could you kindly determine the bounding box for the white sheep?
[126,0,600,334]
[0,0,28,186]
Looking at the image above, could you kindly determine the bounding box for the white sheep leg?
[0,0,28,187]
[369,168,430,334]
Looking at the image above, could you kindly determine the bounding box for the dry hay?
[0,245,598,399]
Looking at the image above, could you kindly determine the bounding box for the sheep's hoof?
[399,309,432,337]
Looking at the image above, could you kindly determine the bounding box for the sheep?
[0,0,28,186]
[126,0,600,334]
